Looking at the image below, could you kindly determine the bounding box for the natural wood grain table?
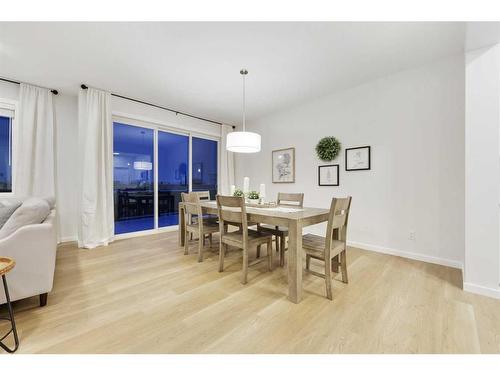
[178,201,330,303]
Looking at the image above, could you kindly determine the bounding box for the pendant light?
[226,69,261,153]
[134,130,153,171]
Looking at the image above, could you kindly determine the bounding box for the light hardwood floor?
[1,231,500,354]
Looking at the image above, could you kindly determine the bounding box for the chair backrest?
[277,192,304,208]
[196,191,211,201]
[325,196,352,253]
[181,192,202,217]
[216,195,247,229]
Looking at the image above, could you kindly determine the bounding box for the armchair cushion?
[0,197,50,240]
[0,198,22,229]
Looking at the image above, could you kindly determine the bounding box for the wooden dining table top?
[195,200,330,223]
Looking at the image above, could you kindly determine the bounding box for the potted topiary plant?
[247,191,260,204]
[233,189,244,198]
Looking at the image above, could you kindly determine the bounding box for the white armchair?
[0,210,57,306]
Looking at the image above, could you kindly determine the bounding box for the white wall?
[0,82,222,242]
[464,44,500,298]
[236,55,465,268]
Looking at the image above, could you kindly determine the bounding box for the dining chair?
[195,190,219,222]
[216,195,274,284]
[181,191,214,240]
[257,192,304,266]
[302,196,352,300]
[195,190,211,201]
[182,192,220,262]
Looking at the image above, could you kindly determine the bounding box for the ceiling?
[0,22,465,124]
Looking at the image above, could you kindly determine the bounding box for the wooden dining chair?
[303,196,352,300]
[257,192,304,266]
[195,190,211,200]
[195,190,219,222]
[182,192,220,262]
[217,195,274,284]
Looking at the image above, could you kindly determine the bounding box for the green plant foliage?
[248,191,259,199]
[233,189,244,197]
[316,136,341,161]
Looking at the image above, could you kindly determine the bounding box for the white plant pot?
[248,199,260,205]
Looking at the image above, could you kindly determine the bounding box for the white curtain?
[77,87,114,249]
[219,124,235,195]
[15,83,56,198]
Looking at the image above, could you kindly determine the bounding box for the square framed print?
[318,164,339,186]
[345,146,371,171]
[272,147,295,183]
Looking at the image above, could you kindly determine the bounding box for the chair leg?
[209,233,213,248]
[219,241,225,272]
[39,293,48,307]
[190,233,193,241]
[267,238,273,271]
[242,245,249,284]
[198,233,204,262]
[184,230,190,255]
[306,254,311,270]
[332,254,339,272]
[340,250,348,284]
[276,235,280,253]
[325,258,333,300]
[280,234,285,267]
[256,245,261,258]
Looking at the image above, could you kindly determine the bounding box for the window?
[113,123,154,234]
[112,119,219,236]
[192,137,218,199]
[158,131,189,227]
[0,105,14,193]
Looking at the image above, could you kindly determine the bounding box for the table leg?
[178,205,185,247]
[287,219,303,303]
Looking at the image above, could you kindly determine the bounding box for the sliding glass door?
[158,131,189,227]
[113,123,155,234]
[113,120,219,236]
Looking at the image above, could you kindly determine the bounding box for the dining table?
[178,200,330,304]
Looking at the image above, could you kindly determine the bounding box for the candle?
[243,177,250,194]
[259,183,266,200]
[230,185,236,196]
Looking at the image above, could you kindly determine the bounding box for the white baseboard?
[59,236,77,244]
[347,240,463,270]
[463,282,500,300]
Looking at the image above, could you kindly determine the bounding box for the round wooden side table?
[0,257,19,353]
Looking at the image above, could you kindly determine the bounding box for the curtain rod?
[0,77,59,95]
[80,84,235,129]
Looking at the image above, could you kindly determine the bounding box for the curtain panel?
[77,88,114,249]
[15,83,56,198]
[219,124,235,195]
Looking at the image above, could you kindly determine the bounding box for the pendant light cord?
[242,72,246,132]
[240,69,248,132]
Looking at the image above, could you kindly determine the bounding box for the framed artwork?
[272,147,295,183]
[345,146,371,171]
[318,164,339,186]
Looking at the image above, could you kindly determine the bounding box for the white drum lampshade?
[226,131,261,153]
[133,161,153,171]
[226,68,261,154]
